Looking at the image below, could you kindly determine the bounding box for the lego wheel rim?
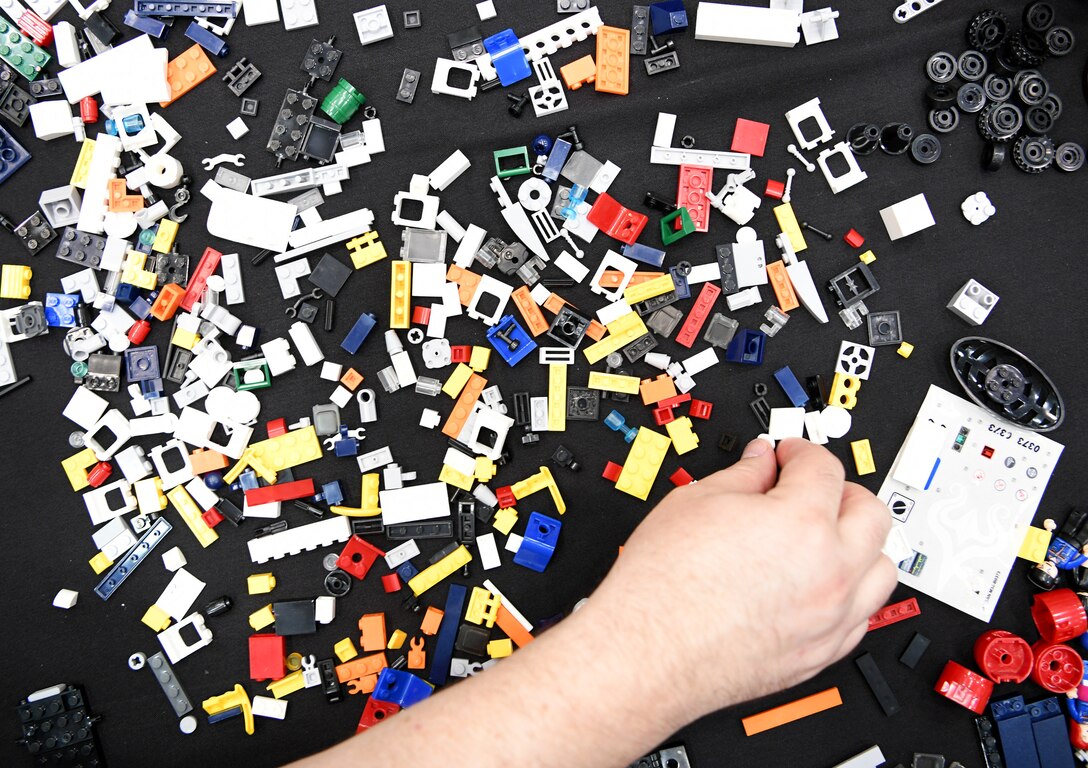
[949,336,1064,432]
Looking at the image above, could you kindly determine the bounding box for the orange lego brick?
[598,270,664,288]
[741,687,842,736]
[511,286,549,336]
[189,448,228,475]
[585,320,606,341]
[420,606,444,635]
[335,652,387,683]
[150,283,185,321]
[595,26,630,96]
[442,372,487,438]
[495,605,534,648]
[107,179,143,212]
[346,673,378,695]
[766,261,799,312]
[446,265,482,307]
[640,374,678,405]
[358,613,387,653]
[340,368,364,390]
[160,44,216,107]
[542,292,566,315]
[560,54,596,90]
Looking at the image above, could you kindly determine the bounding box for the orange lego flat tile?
[420,605,444,635]
[495,605,534,648]
[335,652,387,683]
[599,270,664,288]
[766,261,799,312]
[585,319,606,341]
[560,54,596,90]
[741,687,842,736]
[442,372,487,438]
[358,613,387,653]
[595,26,630,96]
[542,292,566,315]
[340,368,364,390]
[160,44,216,107]
[640,374,678,405]
[511,286,549,336]
[446,265,482,306]
[107,178,143,212]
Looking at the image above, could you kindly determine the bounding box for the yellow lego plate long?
[408,545,472,596]
[548,364,566,432]
[167,486,219,548]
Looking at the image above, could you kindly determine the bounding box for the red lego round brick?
[933,660,993,714]
[1031,641,1084,692]
[669,468,694,486]
[86,461,113,488]
[602,461,623,482]
[764,179,785,199]
[974,629,1033,683]
[1031,588,1088,643]
[381,573,402,593]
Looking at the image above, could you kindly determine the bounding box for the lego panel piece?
[817,142,867,194]
[878,385,1063,621]
[879,193,935,240]
[784,97,834,150]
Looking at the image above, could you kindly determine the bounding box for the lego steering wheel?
[950,337,1064,432]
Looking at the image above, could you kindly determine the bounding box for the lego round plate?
[950,337,1064,432]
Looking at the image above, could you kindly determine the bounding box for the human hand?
[579,437,896,725]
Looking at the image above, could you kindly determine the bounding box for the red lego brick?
[843,228,865,248]
[652,405,676,426]
[381,573,402,593]
[764,179,785,199]
[731,118,770,157]
[657,393,692,409]
[676,164,713,233]
[127,319,151,344]
[602,461,623,482]
[411,305,431,325]
[356,697,400,733]
[675,282,721,348]
[244,478,317,506]
[202,508,225,527]
[495,485,516,508]
[337,535,385,580]
[87,461,113,488]
[669,468,694,486]
[450,345,471,363]
[689,399,713,420]
[181,247,223,311]
[266,418,287,438]
[249,633,286,681]
[867,597,920,631]
[585,193,649,245]
[17,10,52,46]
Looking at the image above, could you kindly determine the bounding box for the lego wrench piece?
[201,153,246,171]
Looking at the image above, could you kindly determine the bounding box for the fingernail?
[742,438,771,459]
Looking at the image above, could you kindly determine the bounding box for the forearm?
[295,599,693,768]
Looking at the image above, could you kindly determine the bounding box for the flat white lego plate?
[878,385,1063,621]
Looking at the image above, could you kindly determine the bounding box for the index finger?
[767,438,846,517]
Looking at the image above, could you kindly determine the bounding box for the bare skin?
[293,438,897,768]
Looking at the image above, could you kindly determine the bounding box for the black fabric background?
[2,0,1088,766]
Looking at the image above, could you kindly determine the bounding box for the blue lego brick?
[622,242,666,268]
[184,21,229,57]
[44,293,79,327]
[138,379,163,399]
[668,264,691,299]
[238,469,260,491]
[314,480,344,506]
[725,329,766,365]
[124,346,160,382]
[541,138,572,182]
[649,0,688,34]
[114,283,141,305]
[1029,697,1075,768]
[0,124,31,185]
[129,295,153,320]
[773,366,810,408]
[396,561,419,583]
[123,9,168,37]
[991,695,1041,768]
[134,1,236,18]
[333,437,359,457]
[371,667,434,708]
[513,511,561,572]
[482,29,532,86]
[486,315,537,366]
[429,583,467,686]
[341,311,377,354]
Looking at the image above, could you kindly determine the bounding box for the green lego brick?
[0,18,51,81]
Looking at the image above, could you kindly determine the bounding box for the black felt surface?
[2,1,1088,766]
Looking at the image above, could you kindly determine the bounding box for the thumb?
[702,438,777,494]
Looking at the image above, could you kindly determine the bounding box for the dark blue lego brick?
[125,346,160,382]
[650,0,688,34]
[774,366,810,408]
[123,9,168,37]
[0,124,31,185]
[134,0,236,17]
[341,311,377,354]
[395,561,419,583]
[486,314,537,366]
[513,511,561,572]
[429,583,467,687]
[1029,697,1075,768]
[991,695,1041,768]
[184,21,229,56]
[622,242,666,268]
[668,264,691,299]
[726,329,766,365]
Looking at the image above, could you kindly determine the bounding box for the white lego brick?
[426,305,448,338]
[466,274,513,326]
[29,100,74,141]
[60,268,99,302]
[652,112,677,148]
[830,746,885,768]
[379,482,450,526]
[134,477,167,514]
[252,695,288,720]
[280,0,318,30]
[588,250,637,302]
[84,479,136,526]
[411,262,447,297]
[452,223,487,268]
[243,496,282,519]
[562,200,599,243]
[420,408,441,429]
[650,145,750,171]
[554,249,589,283]
[429,150,471,191]
[53,21,80,68]
[733,240,767,287]
[431,58,480,100]
[206,185,297,253]
[172,381,209,409]
[92,517,131,551]
[157,613,213,664]
[155,568,205,621]
[63,386,109,430]
[529,284,551,305]
[879,193,935,240]
[362,119,385,155]
[768,407,806,440]
[320,361,343,381]
[682,347,719,376]
[384,539,420,569]
[274,258,310,300]
[287,208,373,249]
[315,595,336,624]
[505,532,523,553]
[357,446,394,472]
[184,477,219,511]
[727,286,761,311]
[538,347,575,365]
[443,446,477,477]
[596,300,633,327]
[800,8,840,45]
[476,0,495,20]
[161,546,187,572]
[53,588,79,609]
[686,262,721,284]
[114,445,153,482]
[804,410,828,445]
[589,160,621,194]
[476,532,501,570]
[529,396,548,431]
[248,516,352,563]
[226,117,249,140]
[694,2,801,47]
[244,0,280,24]
[329,386,351,408]
[59,35,170,105]
[947,278,999,325]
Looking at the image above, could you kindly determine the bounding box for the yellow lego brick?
[0,264,32,300]
[346,230,387,269]
[469,346,491,372]
[487,638,513,658]
[170,327,200,350]
[70,138,96,188]
[88,551,113,574]
[773,202,808,253]
[152,218,179,254]
[442,363,473,398]
[121,256,158,290]
[61,447,98,491]
[203,684,254,735]
[616,427,672,501]
[850,439,876,476]
[665,416,700,455]
[387,629,407,650]
[389,260,412,329]
[141,604,172,632]
[511,466,566,515]
[167,485,219,548]
[408,545,472,597]
[267,669,305,699]
[439,463,474,491]
[1018,526,1053,563]
[466,586,501,628]
[249,604,275,631]
[623,273,675,305]
[247,573,276,594]
[588,371,641,395]
[859,249,876,265]
[134,477,167,514]
[897,342,914,359]
[583,311,648,364]
[548,363,566,432]
[226,426,323,485]
[492,507,518,535]
[829,373,861,410]
[334,637,359,663]
[474,457,496,482]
